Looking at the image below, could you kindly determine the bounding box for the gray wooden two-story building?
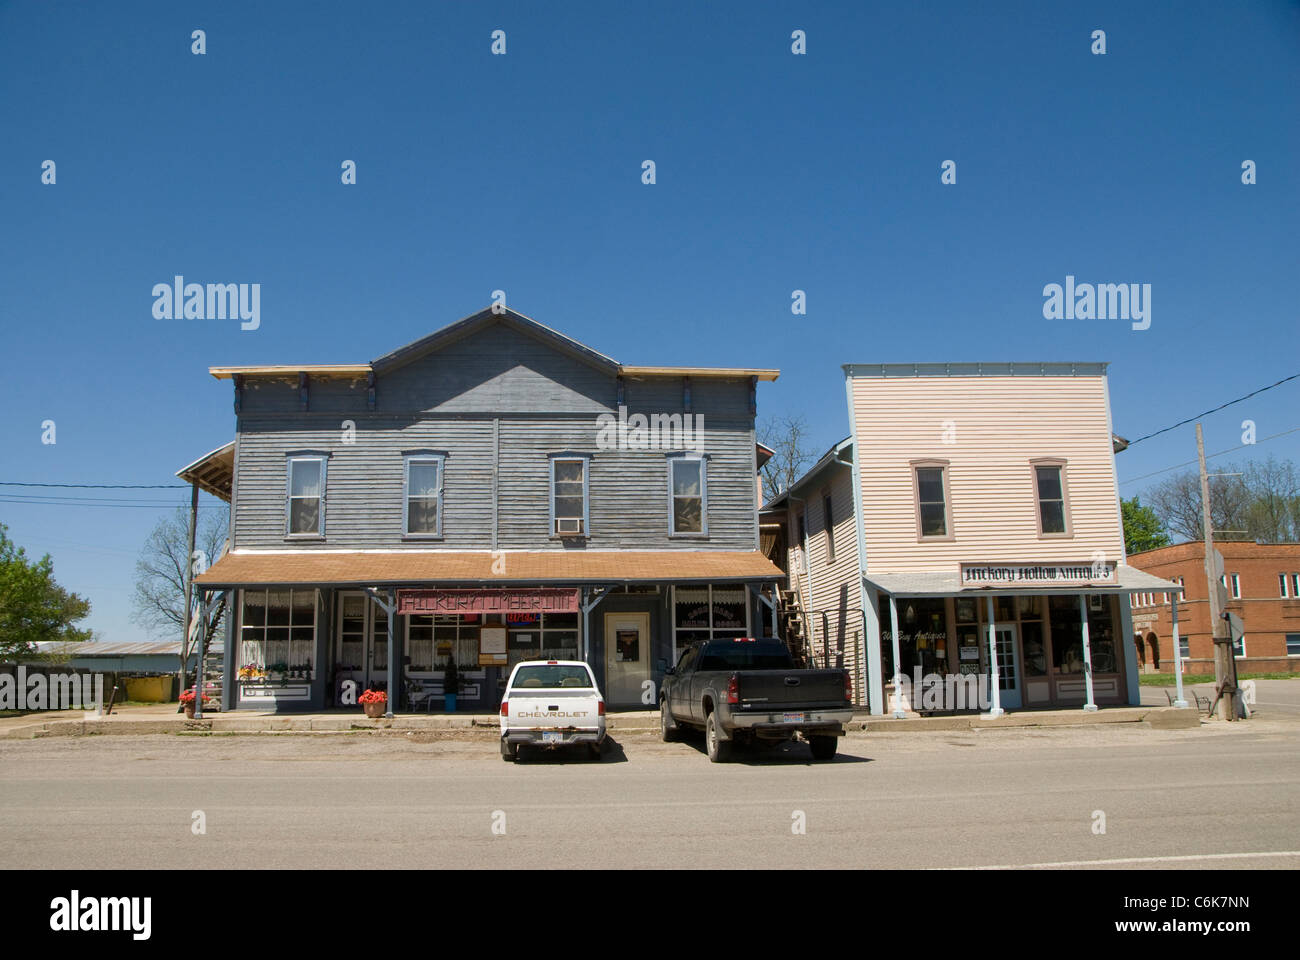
[184,307,783,712]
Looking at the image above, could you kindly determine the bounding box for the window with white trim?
[550,455,589,536]
[672,585,750,653]
[404,454,444,536]
[1230,573,1241,600]
[1032,461,1069,536]
[286,455,326,536]
[1282,573,1291,598]
[1287,634,1300,657]
[914,463,949,538]
[239,589,317,676]
[668,454,707,536]
[823,492,835,563]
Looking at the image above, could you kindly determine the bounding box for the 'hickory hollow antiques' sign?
[960,562,1116,586]
[397,588,580,616]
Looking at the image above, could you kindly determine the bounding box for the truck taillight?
[726,674,739,704]
[844,673,853,702]
[598,701,605,716]
[500,701,508,717]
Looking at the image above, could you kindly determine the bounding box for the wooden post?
[180,482,199,704]
[985,595,1004,717]
[1196,423,1233,720]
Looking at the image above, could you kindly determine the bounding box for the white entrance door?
[992,623,1022,709]
[604,612,650,707]
[336,592,390,691]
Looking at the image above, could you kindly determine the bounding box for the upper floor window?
[1282,574,1291,598]
[823,492,835,563]
[1031,460,1070,536]
[550,454,589,537]
[1283,573,1300,598]
[285,455,327,537]
[404,454,445,537]
[668,454,708,536]
[1229,573,1241,600]
[796,513,808,573]
[912,461,950,539]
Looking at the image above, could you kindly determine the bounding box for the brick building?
[1127,542,1300,674]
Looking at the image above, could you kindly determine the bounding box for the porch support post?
[580,586,614,664]
[221,590,236,712]
[888,594,905,718]
[193,588,208,719]
[1079,594,1098,712]
[180,481,199,699]
[749,583,779,639]
[985,595,1004,717]
[386,589,397,718]
[364,588,399,716]
[1170,591,1187,708]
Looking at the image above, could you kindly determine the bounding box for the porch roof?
[865,565,1179,597]
[175,441,235,502]
[194,549,784,588]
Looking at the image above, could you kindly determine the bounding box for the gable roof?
[207,306,779,382]
[371,306,622,376]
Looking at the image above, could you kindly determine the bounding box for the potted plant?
[443,658,460,712]
[178,688,211,719]
[359,688,387,719]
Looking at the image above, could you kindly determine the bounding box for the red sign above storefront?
[397,588,580,616]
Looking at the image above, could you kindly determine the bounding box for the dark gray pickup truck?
[659,637,853,762]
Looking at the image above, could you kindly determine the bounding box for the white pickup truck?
[499,659,606,762]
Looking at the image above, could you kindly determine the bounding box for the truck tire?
[500,739,517,762]
[660,699,680,742]
[587,742,602,762]
[705,712,732,763]
[809,735,837,761]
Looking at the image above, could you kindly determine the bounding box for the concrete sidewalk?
[0,701,1202,739]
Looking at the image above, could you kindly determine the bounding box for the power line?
[1127,373,1300,446]
[0,481,187,489]
[1119,424,1300,487]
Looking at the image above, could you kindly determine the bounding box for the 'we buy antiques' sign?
[397,588,580,616]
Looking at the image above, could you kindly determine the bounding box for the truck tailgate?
[733,670,846,709]
[506,691,601,729]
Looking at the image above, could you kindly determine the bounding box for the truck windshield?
[510,665,593,689]
[697,645,794,670]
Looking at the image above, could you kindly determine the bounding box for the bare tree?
[1144,457,1299,543]
[131,505,230,671]
[758,414,817,504]
[1243,456,1300,542]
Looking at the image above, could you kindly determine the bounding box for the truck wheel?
[809,735,837,761]
[500,740,517,762]
[660,700,680,742]
[705,712,732,763]
[587,742,602,762]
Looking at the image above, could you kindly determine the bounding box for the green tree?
[0,523,92,659]
[1121,496,1171,556]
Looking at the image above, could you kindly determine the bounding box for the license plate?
[542,732,563,744]
[782,712,806,723]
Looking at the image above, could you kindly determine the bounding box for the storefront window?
[407,615,481,673]
[1050,596,1084,674]
[505,612,579,671]
[240,588,316,676]
[673,585,751,652]
[879,597,948,677]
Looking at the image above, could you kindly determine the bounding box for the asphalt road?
[2,717,1297,870]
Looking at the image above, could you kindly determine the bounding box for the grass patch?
[1140,671,1299,686]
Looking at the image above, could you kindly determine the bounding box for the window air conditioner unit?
[556,518,582,536]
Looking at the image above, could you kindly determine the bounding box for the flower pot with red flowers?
[359,688,387,718]
[179,688,199,719]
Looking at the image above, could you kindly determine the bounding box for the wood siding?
[784,463,866,700]
[848,373,1124,573]
[231,321,758,552]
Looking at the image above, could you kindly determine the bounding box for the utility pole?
[1196,423,1234,720]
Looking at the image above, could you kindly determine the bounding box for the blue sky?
[1,0,1297,645]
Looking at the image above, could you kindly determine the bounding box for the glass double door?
[335,592,390,692]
